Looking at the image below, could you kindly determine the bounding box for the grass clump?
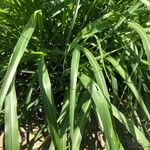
[0,0,150,149]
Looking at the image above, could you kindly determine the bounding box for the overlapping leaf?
[38,56,62,150]
[128,22,150,67]
[0,10,42,111]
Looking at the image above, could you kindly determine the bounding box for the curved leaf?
[0,10,42,111]
[107,56,150,120]
[128,22,150,67]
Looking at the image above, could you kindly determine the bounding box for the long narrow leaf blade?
[0,10,42,111]
[82,46,110,101]
[107,56,150,120]
[38,56,62,150]
[140,0,150,7]
[79,73,122,150]
[72,93,91,150]
[128,22,150,66]
[5,80,19,150]
[111,105,150,150]
[69,45,80,140]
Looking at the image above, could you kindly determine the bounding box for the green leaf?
[114,1,141,30]
[140,0,150,7]
[68,15,110,51]
[69,45,80,140]
[5,79,19,150]
[38,56,62,150]
[79,73,122,150]
[128,22,150,67]
[107,56,150,120]
[82,46,110,101]
[0,8,8,13]
[112,105,150,150]
[0,10,42,112]
[72,92,91,150]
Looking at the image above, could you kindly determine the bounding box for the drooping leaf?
[107,56,150,120]
[128,22,150,67]
[0,10,42,111]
